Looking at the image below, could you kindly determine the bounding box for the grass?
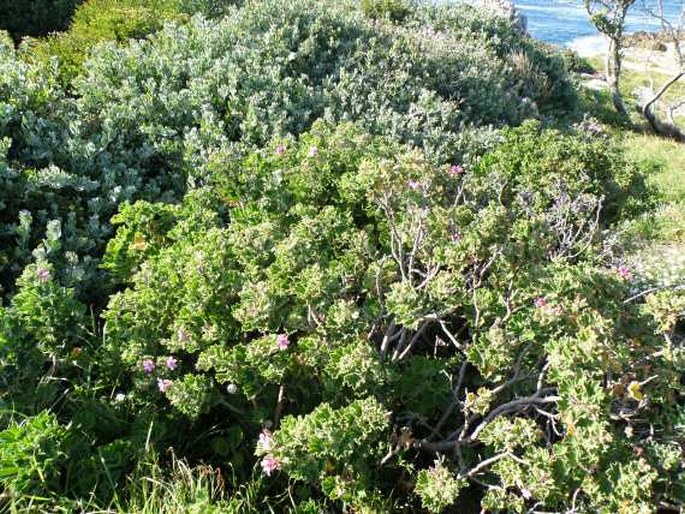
[577,53,685,280]
[623,133,685,203]
[621,133,685,245]
[584,50,685,133]
[586,53,685,106]
[580,51,684,223]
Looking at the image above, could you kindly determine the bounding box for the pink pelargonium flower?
[37,268,51,283]
[617,264,631,280]
[407,179,422,190]
[157,378,173,393]
[276,333,290,351]
[308,146,319,157]
[166,356,178,371]
[275,144,286,156]
[142,359,155,374]
[449,164,464,175]
[534,297,548,308]
[257,429,273,451]
[261,455,281,476]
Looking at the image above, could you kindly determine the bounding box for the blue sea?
[514,0,683,54]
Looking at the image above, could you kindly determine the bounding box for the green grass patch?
[586,53,685,124]
[618,133,685,245]
[623,133,685,202]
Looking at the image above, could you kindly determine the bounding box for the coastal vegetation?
[0,0,683,512]
[585,0,685,139]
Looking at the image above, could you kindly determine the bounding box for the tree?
[584,0,637,115]
[640,0,685,141]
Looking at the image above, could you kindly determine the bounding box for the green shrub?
[1,0,577,299]
[360,0,414,22]
[0,0,80,42]
[23,0,191,85]
[560,47,596,74]
[1,1,679,511]
[96,121,680,511]
[0,412,67,498]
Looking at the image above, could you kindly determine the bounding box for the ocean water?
[515,0,683,55]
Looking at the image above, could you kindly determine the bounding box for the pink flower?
[521,488,532,500]
[277,333,289,351]
[142,359,155,374]
[407,180,422,190]
[275,144,286,156]
[308,146,318,157]
[617,264,631,280]
[37,268,51,283]
[257,429,273,451]
[449,164,464,175]
[157,378,173,393]
[261,455,281,476]
[534,297,548,308]
[166,356,178,371]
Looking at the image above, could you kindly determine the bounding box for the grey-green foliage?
[0,32,103,296]
[0,0,575,300]
[71,0,575,191]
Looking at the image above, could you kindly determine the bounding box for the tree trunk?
[642,71,685,142]
[606,38,628,115]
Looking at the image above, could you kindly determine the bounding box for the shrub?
[71,0,576,172]
[0,0,80,42]
[1,1,679,511]
[23,0,191,85]
[97,121,681,511]
[0,34,87,297]
[1,0,577,302]
[2,0,576,303]
[0,412,67,498]
[360,0,414,22]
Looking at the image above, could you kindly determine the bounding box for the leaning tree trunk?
[642,71,685,142]
[606,38,628,115]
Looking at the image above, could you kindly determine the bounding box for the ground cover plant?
[0,0,683,512]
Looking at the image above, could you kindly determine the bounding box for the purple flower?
[277,333,290,351]
[617,264,631,280]
[407,180,422,190]
[37,268,51,283]
[449,164,464,175]
[308,146,318,157]
[534,297,548,308]
[142,359,155,374]
[257,429,273,451]
[275,144,286,156]
[261,455,281,476]
[157,378,173,393]
[166,356,178,371]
